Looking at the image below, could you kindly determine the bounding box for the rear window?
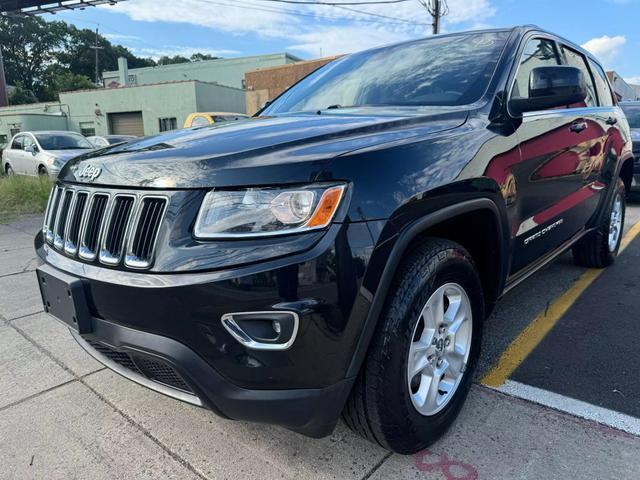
[263,31,510,114]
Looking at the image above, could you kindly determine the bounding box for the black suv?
[36,26,634,454]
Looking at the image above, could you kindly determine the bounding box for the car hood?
[48,149,94,162]
[60,108,468,188]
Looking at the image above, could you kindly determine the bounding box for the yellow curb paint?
[481,218,640,388]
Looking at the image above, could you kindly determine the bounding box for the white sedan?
[1,131,95,177]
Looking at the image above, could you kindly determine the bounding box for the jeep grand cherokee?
[36,26,634,454]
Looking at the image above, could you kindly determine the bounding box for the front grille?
[43,185,167,269]
[85,339,194,394]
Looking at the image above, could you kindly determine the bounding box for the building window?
[9,125,21,137]
[80,122,96,137]
[159,117,178,132]
[0,135,7,146]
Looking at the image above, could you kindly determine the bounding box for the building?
[0,79,245,142]
[103,53,301,90]
[244,56,340,115]
[606,71,640,101]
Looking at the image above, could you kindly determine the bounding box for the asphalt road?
[1,207,640,480]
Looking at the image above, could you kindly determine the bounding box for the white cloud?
[104,33,141,42]
[130,46,241,60]
[107,0,497,58]
[581,35,626,64]
[625,76,640,85]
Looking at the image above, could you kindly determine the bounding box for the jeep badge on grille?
[77,165,102,181]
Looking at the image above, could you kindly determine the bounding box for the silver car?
[1,131,94,177]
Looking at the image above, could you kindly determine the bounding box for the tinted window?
[34,133,93,150]
[621,104,640,128]
[560,46,597,107]
[588,59,615,107]
[264,32,509,114]
[512,38,560,100]
[11,135,23,150]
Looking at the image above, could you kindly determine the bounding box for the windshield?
[35,133,93,150]
[622,104,640,128]
[263,31,509,115]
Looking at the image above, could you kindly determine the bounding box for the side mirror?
[509,66,587,115]
[24,144,37,155]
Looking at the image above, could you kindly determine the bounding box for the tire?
[4,163,13,175]
[38,165,48,176]
[572,178,625,268]
[342,239,484,454]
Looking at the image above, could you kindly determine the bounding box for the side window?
[512,38,560,100]
[560,46,597,108]
[190,116,210,128]
[23,136,35,150]
[11,135,23,150]
[588,59,615,107]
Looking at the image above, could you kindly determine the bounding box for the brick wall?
[245,56,341,114]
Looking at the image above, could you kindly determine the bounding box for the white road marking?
[493,380,640,437]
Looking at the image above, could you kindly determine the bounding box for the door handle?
[569,121,587,133]
[605,116,617,126]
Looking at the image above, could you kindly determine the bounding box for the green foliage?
[46,72,95,96]
[157,55,191,65]
[0,174,53,221]
[8,82,38,105]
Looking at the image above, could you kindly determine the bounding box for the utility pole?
[419,0,449,35]
[0,47,8,107]
[90,27,104,85]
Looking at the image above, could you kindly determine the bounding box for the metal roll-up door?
[108,112,144,137]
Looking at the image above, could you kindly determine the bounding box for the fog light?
[221,311,298,351]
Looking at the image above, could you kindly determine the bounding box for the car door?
[22,134,39,175]
[506,36,603,274]
[8,134,27,174]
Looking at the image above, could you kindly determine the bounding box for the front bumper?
[36,220,382,437]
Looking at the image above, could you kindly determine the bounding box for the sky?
[47,0,640,83]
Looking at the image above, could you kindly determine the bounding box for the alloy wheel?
[407,283,473,416]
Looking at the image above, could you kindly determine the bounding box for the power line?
[331,4,427,25]
[417,0,448,34]
[251,0,412,5]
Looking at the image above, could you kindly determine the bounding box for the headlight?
[194,184,346,239]
[46,156,64,168]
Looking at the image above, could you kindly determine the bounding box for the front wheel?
[573,178,626,268]
[4,163,14,175]
[342,239,484,454]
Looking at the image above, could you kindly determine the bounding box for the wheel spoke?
[443,293,461,324]
[409,351,431,379]
[446,346,466,376]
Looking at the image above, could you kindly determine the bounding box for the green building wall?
[103,53,300,90]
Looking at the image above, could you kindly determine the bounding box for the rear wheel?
[572,178,626,268]
[342,239,484,454]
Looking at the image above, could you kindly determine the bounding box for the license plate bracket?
[36,265,92,334]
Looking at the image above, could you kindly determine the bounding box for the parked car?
[36,26,634,454]
[87,135,137,148]
[2,131,94,177]
[183,112,249,128]
[620,101,640,191]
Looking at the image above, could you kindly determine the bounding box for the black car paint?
[37,26,634,437]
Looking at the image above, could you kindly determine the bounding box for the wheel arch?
[619,155,634,195]
[346,195,510,378]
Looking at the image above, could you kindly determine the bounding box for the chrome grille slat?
[42,185,168,269]
[125,196,167,269]
[99,195,135,265]
[53,189,74,249]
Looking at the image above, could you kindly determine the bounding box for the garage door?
[108,112,144,137]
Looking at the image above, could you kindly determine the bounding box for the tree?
[190,53,220,62]
[0,16,66,99]
[157,55,191,66]
[8,82,38,105]
[46,72,95,96]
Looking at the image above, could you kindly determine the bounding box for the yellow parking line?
[481,218,640,388]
